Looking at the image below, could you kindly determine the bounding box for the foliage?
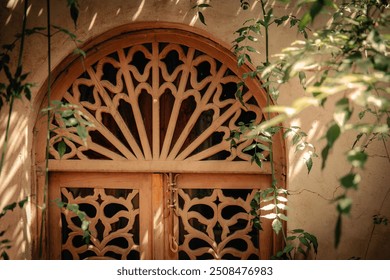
[42,100,94,157]
[273,229,318,260]
[0,0,89,259]
[54,199,91,244]
[191,2,212,25]
[0,197,28,260]
[258,0,389,248]
[224,0,390,252]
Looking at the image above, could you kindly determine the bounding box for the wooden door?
[36,24,287,260]
[49,172,272,260]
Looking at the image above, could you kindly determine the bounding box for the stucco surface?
[0,0,389,259]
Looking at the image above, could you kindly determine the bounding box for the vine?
[197,0,388,258]
[0,0,91,259]
[230,0,318,259]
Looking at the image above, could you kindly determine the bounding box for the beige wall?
[0,0,389,259]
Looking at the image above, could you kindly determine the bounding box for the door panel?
[165,173,272,260]
[49,172,271,260]
[49,172,153,260]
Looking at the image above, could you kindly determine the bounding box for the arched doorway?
[34,23,286,260]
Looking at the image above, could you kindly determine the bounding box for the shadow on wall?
[1,0,390,260]
[0,101,30,259]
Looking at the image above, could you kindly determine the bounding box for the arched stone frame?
[32,22,287,259]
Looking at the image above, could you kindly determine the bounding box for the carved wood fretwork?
[177,188,259,260]
[60,187,140,260]
[37,25,287,260]
[48,39,267,170]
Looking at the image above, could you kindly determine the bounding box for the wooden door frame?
[32,22,287,259]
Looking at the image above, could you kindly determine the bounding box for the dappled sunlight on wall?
[0,101,31,259]
[0,0,389,260]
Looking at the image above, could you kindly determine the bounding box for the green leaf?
[304,233,318,253]
[305,157,313,174]
[250,199,259,210]
[234,35,246,44]
[197,4,211,8]
[244,53,252,64]
[299,237,310,248]
[292,229,304,234]
[52,25,77,40]
[347,149,367,168]
[70,2,79,28]
[278,213,289,221]
[248,35,258,42]
[1,251,9,260]
[76,125,88,141]
[81,219,90,231]
[73,48,86,58]
[326,123,341,146]
[18,197,28,208]
[321,145,330,170]
[2,202,17,213]
[65,117,78,127]
[275,15,289,26]
[198,12,206,25]
[54,199,66,208]
[276,203,289,210]
[286,235,297,241]
[243,143,256,152]
[298,13,312,30]
[58,140,67,159]
[340,173,360,189]
[276,196,288,202]
[256,143,271,151]
[246,46,257,53]
[252,217,262,230]
[272,218,282,235]
[297,246,307,257]
[260,204,276,211]
[298,71,306,88]
[253,191,261,204]
[322,123,341,169]
[337,197,353,214]
[66,203,79,212]
[261,213,277,219]
[283,243,294,254]
[61,109,74,118]
[292,133,301,145]
[237,54,245,67]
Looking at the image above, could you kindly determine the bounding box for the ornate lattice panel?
[48,40,267,163]
[60,187,140,260]
[177,188,259,260]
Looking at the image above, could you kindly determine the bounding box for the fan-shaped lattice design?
[48,40,266,164]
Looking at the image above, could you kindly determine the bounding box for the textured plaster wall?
[0,0,389,259]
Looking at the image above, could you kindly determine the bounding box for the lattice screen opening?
[48,41,267,162]
[60,187,140,260]
[177,188,259,260]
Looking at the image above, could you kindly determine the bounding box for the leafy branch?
[191,2,212,25]
[54,199,91,244]
[0,197,28,260]
[248,0,389,247]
